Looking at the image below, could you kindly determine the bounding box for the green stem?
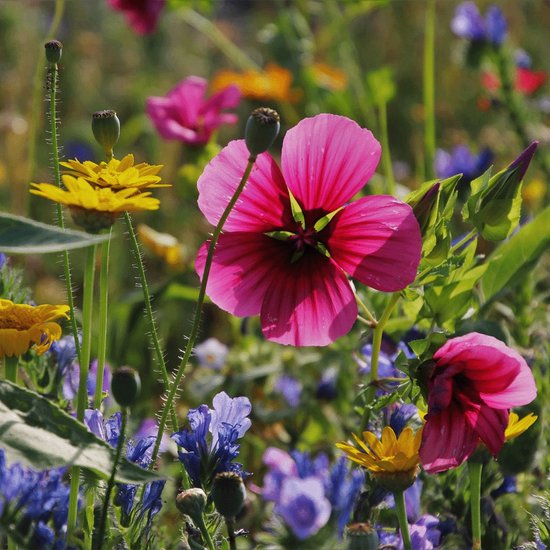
[195,513,216,550]
[93,235,111,409]
[378,101,395,195]
[123,212,178,433]
[4,356,18,385]
[360,292,401,430]
[95,409,127,550]
[394,490,413,550]
[226,517,237,550]
[66,468,80,540]
[150,156,257,466]
[449,229,477,254]
[469,460,483,550]
[48,59,82,367]
[423,0,436,180]
[355,294,378,327]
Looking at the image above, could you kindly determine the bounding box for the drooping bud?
[244,107,280,157]
[44,40,63,64]
[92,110,120,160]
[176,488,207,525]
[345,523,379,550]
[210,472,246,519]
[111,366,141,408]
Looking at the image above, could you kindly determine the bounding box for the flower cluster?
[262,448,365,540]
[451,2,507,46]
[171,391,252,488]
[0,449,73,549]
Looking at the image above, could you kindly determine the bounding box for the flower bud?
[210,471,246,519]
[69,206,118,234]
[176,488,207,525]
[44,40,63,64]
[111,366,141,408]
[92,110,120,159]
[410,182,440,235]
[345,523,379,550]
[244,107,280,157]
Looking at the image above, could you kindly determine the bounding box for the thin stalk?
[123,212,178,433]
[355,295,378,327]
[66,470,80,540]
[195,514,216,550]
[394,490,413,550]
[150,156,257,466]
[449,229,477,255]
[226,517,237,550]
[378,101,395,195]
[360,292,401,430]
[423,0,436,180]
[93,235,111,409]
[48,58,82,366]
[469,460,483,550]
[95,409,127,550]
[4,356,18,385]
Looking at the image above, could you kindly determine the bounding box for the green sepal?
[313,207,343,232]
[287,187,306,229]
[315,241,332,258]
[264,230,295,241]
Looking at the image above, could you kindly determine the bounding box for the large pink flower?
[146,77,241,146]
[419,332,537,474]
[196,114,422,346]
[107,0,165,35]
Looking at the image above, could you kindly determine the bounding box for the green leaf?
[0,212,110,254]
[481,204,550,301]
[0,380,163,484]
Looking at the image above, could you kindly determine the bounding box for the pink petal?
[167,76,208,128]
[419,405,478,474]
[464,404,507,456]
[325,196,422,291]
[281,114,381,213]
[195,232,288,317]
[260,252,357,346]
[197,140,292,232]
[202,84,241,114]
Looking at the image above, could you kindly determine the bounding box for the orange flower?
[310,62,347,92]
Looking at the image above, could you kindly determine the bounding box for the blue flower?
[451,2,507,46]
[491,475,517,499]
[0,253,6,270]
[171,391,252,488]
[434,145,493,184]
[316,367,338,401]
[49,334,79,376]
[194,337,229,370]
[275,375,302,408]
[389,403,419,436]
[63,358,111,407]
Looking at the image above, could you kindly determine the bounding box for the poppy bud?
[210,471,246,519]
[176,488,207,525]
[345,523,379,550]
[92,110,120,159]
[44,40,63,64]
[111,366,141,408]
[245,107,280,157]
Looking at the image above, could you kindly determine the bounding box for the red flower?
[107,0,165,35]
[419,332,537,473]
[481,67,547,95]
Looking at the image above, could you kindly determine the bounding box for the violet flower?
[451,2,507,46]
[434,145,493,184]
[194,337,229,371]
[275,374,303,408]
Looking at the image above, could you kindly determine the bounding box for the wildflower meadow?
[1,1,550,549]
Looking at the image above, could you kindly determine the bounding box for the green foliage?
[0,380,163,484]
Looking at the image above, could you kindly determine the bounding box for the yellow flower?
[137,223,185,269]
[310,62,347,92]
[505,412,538,441]
[212,63,301,103]
[0,299,69,358]
[59,154,169,191]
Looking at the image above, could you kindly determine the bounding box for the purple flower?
[171,392,252,488]
[275,477,331,540]
[275,375,303,408]
[50,334,79,375]
[434,145,493,184]
[63,358,111,407]
[194,338,228,370]
[485,5,508,46]
[491,475,517,499]
[0,253,6,270]
[451,2,507,46]
[389,403,419,436]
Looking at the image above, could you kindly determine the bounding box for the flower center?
[288,225,318,251]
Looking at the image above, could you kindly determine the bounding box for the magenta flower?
[195,114,422,346]
[419,332,537,474]
[107,0,165,35]
[146,77,241,146]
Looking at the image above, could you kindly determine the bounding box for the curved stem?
[360,292,401,430]
[150,156,257,466]
[123,212,178,433]
[95,409,128,550]
[93,235,111,409]
[469,460,483,550]
[355,294,378,327]
[394,490,412,550]
[423,0,436,180]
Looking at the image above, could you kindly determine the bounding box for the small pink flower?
[195,114,422,346]
[107,0,165,35]
[146,77,241,146]
[419,332,537,474]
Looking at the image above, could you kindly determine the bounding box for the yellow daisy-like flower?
[337,426,422,491]
[310,62,348,92]
[0,299,70,358]
[505,412,538,441]
[212,63,301,103]
[59,154,169,191]
[137,223,185,269]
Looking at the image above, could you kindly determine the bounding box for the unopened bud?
[92,110,120,159]
[210,472,246,519]
[245,107,280,157]
[111,366,141,408]
[176,488,207,525]
[345,523,379,550]
[44,40,63,64]
[410,182,440,235]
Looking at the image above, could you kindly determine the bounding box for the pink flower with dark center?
[419,332,537,474]
[146,77,241,146]
[195,114,422,346]
[107,0,165,35]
